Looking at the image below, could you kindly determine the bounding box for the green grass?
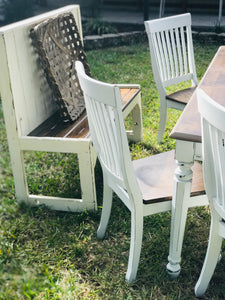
[1,40,225,299]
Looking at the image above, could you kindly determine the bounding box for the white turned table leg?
[167,140,195,278]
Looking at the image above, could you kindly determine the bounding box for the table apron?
[174,140,202,163]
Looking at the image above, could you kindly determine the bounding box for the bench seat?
[29,88,140,139]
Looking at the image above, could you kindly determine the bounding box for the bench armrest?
[116,84,140,89]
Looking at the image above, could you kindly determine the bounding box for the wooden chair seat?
[133,149,205,204]
[166,86,197,105]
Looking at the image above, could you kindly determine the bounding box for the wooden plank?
[120,88,139,109]
[28,88,140,140]
[28,112,89,139]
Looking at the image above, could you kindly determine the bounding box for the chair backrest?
[0,5,82,136]
[145,13,197,91]
[197,88,225,219]
[75,61,142,209]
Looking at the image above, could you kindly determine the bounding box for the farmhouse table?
[166,46,225,277]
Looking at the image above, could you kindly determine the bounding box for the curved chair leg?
[97,182,113,240]
[195,212,223,298]
[126,210,143,283]
[157,99,167,143]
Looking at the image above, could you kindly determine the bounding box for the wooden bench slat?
[28,88,140,140]
[121,88,139,109]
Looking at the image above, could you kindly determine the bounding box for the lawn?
[0,39,224,299]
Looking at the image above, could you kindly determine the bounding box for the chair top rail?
[145,13,191,33]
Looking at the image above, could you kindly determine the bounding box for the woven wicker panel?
[30,12,91,122]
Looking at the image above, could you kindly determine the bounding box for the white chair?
[75,60,205,283]
[195,89,225,297]
[145,13,198,142]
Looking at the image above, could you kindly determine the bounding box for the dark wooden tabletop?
[170,46,225,143]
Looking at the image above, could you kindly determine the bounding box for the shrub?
[3,0,34,24]
[82,18,118,36]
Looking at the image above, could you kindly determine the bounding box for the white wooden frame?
[0,5,98,211]
[0,5,142,212]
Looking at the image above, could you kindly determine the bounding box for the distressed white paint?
[0,5,143,212]
[0,5,97,212]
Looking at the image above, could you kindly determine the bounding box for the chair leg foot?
[125,272,137,284]
[125,211,143,284]
[97,228,105,240]
[195,283,207,298]
[157,130,165,143]
[97,181,113,240]
[166,262,181,279]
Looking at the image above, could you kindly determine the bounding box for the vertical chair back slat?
[170,28,179,78]
[180,27,188,75]
[154,32,165,80]
[209,123,221,204]
[175,27,183,76]
[210,125,225,207]
[165,30,174,78]
[160,31,170,80]
[187,25,195,75]
[106,106,121,176]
